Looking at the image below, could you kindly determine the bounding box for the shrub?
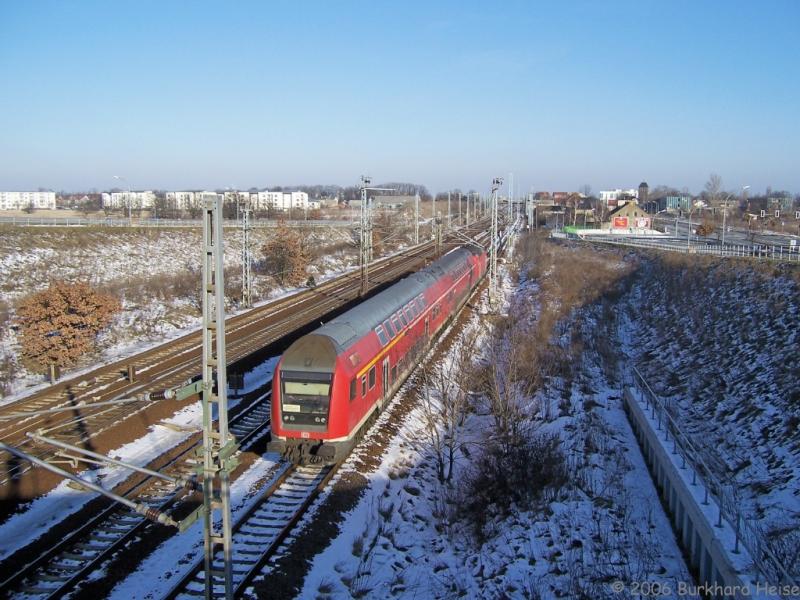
[16,281,121,373]
[460,429,568,541]
[260,222,311,286]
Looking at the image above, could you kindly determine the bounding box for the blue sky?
[1,1,798,195]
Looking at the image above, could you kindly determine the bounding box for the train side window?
[404,306,414,322]
[383,319,397,338]
[391,314,403,331]
[397,311,408,328]
[410,302,420,318]
[361,375,367,396]
[375,325,389,346]
[350,378,357,401]
[368,366,376,389]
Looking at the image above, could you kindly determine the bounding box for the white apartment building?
[0,191,56,210]
[250,191,309,212]
[103,191,156,209]
[166,191,198,210]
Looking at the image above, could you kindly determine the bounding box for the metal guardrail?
[628,366,797,587]
[0,216,352,228]
[582,235,800,262]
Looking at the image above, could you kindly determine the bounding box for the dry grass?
[508,233,635,387]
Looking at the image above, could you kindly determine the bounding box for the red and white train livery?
[268,244,487,463]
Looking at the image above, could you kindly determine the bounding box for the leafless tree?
[704,173,723,207]
[418,328,479,483]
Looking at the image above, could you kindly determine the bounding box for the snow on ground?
[0,346,277,562]
[617,256,800,577]
[293,263,693,599]
[0,225,358,399]
[106,454,283,599]
[0,401,202,561]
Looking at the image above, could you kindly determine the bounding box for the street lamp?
[113,175,132,222]
[721,185,749,246]
[687,199,705,250]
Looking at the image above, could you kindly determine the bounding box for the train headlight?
[314,417,320,423]
[321,417,326,423]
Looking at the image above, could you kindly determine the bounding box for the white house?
[0,191,56,210]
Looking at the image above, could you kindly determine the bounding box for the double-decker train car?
[268,244,487,463]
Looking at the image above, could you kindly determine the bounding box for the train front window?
[281,377,331,428]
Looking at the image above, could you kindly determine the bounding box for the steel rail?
[0,387,272,599]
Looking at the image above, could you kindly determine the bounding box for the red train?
[267,244,487,463]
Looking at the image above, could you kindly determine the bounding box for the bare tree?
[704,173,723,207]
[418,328,479,483]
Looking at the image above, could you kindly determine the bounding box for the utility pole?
[359,176,370,295]
[508,173,514,223]
[447,192,451,230]
[458,192,462,226]
[241,206,252,308]
[200,193,237,600]
[490,177,503,306]
[367,198,374,262]
[414,193,420,244]
[358,177,393,295]
[435,211,443,255]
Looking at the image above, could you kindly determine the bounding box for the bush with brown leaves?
[260,222,311,286]
[16,281,121,373]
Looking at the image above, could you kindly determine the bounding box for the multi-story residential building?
[0,191,56,210]
[103,191,156,209]
[250,190,309,212]
[166,191,199,210]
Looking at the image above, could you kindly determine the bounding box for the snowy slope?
[293,261,692,599]
[619,255,800,580]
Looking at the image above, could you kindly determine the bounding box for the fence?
[628,366,797,588]
[0,216,351,229]
[582,235,800,263]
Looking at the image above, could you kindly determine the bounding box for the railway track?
[0,222,491,598]
[166,462,336,599]
[0,228,487,493]
[1,386,272,599]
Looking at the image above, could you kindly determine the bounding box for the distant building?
[604,201,653,230]
[638,182,649,204]
[103,191,156,209]
[551,192,570,204]
[665,195,692,212]
[769,194,794,211]
[0,191,56,210]
[165,191,200,210]
[374,195,416,209]
[598,188,639,209]
[249,191,309,212]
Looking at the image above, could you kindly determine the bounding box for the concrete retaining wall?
[623,387,780,599]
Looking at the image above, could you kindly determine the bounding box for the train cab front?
[268,334,342,464]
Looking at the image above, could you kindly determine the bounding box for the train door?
[382,358,390,400]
